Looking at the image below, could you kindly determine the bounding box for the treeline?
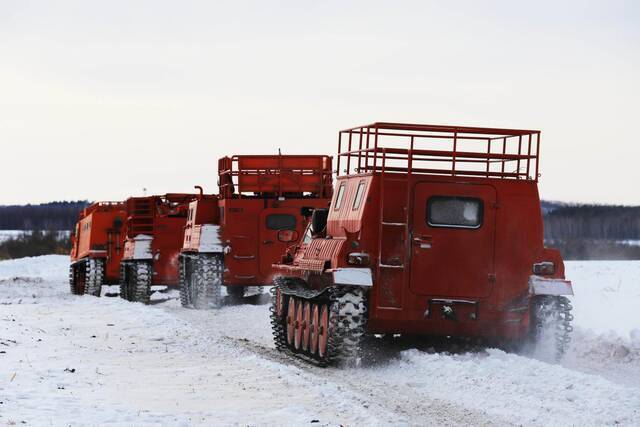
[545,239,640,261]
[0,231,71,260]
[543,203,640,240]
[0,201,89,230]
[0,200,639,260]
[542,202,640,260]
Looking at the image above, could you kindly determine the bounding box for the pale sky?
[1,0,638,205]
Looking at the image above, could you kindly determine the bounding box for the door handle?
[413,236,433,249]
[263,240,274,244]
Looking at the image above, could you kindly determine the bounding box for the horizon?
[2,198,640,209]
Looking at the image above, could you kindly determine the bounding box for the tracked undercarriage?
[270,277,368,367]
[530,295,574,360]
[69,258,104,297]
[179,253,224,309]
[120,260,152,304]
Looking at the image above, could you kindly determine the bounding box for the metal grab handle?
[263,240,274,244]
[413,236,433,249]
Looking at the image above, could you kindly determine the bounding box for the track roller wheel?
[301,302,311,352]
[309,303,319,355]
[294,300,304,350]
[318,304,329,359]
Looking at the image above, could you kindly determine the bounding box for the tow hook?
[441,305,457,321]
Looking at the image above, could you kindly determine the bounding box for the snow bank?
[565,261,640,343]
[0,255,69,281]
[387,348,639,425]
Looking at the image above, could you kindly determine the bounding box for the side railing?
[218,155,333,198]
[337,123,541,182]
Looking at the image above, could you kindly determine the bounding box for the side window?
[266,214,296,230]
[333,184,346,210]
[302,225,313,245]
[427,196,483,229]
[352,181,366,210]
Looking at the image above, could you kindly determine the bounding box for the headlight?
[347,252,370,266]
[533,262,555,275]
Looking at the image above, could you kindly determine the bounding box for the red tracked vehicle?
[271,122,574,366]
[69,201,126,296]
[179,154,333,309]
[120,193,197,304]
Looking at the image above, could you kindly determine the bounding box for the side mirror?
[300,206,316,218]
[277,229,299,243]
[311,209,328,235]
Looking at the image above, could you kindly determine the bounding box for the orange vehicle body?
[180,155,333,306]
[272,123,573,364]
[121,194,196,290]
[69,201,126,295]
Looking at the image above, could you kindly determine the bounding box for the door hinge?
[488,273,496,283]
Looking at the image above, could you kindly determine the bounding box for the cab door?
[409,182,496,298]
[258,208,301,278]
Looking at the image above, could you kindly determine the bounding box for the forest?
[0,201,89,230]
[0,200,638,260]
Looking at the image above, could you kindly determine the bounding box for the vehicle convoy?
[69,201,126,296]
[179,154,333,309]
[270,122,574,366]
[120,193,197,304]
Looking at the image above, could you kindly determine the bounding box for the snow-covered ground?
[1,256,639,426]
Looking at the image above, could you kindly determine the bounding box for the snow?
[332,267,373,286]
[132,234,153,259]
[0,256,639,425]
[198,224,224,252]
[0,230,25,243]
[618,239,640,246]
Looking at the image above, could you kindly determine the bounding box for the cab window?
[266,214,296,230]
[302,225,313,245]
[333,184,346,210]
[427,196,483,229]
[352,181,366,210]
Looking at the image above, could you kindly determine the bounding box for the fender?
[331,268,373,287]
[528,275,574,296]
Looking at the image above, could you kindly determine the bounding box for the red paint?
[275,122,569,343]
[181,154,333,289]
[69,202,126,283]
[121,194,197,287]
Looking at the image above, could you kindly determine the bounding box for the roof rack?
[337,122,541,181]
[82,201,125,217]
[218,155,333,198]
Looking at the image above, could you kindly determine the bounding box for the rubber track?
[132,261,152,304]
[69,263,80,295]
[532,295,574,360]
[178,255,192,308]
[194,254,223,309]
[84,258,104,297]
[119,262,128,300]
[120,261,152,304]
[271,279,368,367]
